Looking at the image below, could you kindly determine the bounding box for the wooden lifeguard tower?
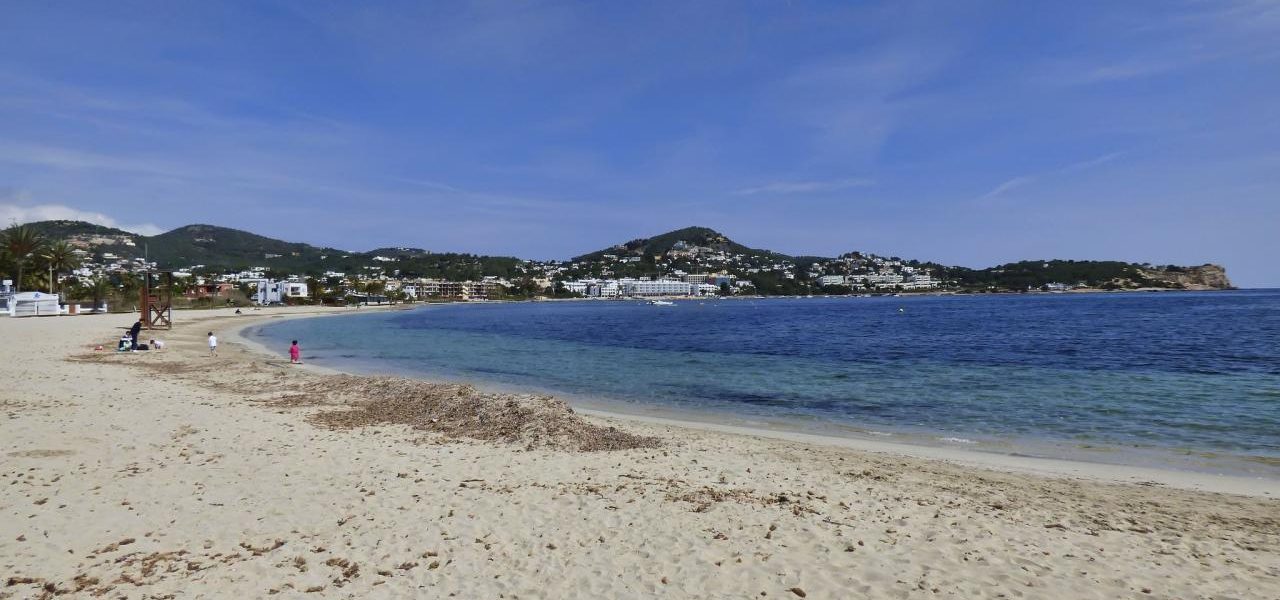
[140,271,174,330]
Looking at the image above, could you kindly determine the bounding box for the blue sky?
[1,1,1277,286]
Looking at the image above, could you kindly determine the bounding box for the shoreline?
[232,306,1279,498]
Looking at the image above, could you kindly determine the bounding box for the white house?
[255,280,309,304]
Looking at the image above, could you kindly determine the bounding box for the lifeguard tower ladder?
[140,271,174,330]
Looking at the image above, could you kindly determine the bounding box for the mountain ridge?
[18,220,1232,291]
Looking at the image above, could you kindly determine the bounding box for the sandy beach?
[2,307,1278,599]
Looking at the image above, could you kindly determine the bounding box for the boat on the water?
[647,300,676,306]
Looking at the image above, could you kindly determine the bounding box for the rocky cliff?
[1136,264,1233,290]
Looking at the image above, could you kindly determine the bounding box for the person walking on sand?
[208,331,218,356]
[289,340,301,364]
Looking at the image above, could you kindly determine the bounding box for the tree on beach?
[90,277,110,311]
[2,224,48,293]
[43,240,81,295]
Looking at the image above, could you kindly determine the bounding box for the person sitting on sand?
[289,340,301,364]
[118,333,133,352]
[150,338,165,351]
[208,332,218,357]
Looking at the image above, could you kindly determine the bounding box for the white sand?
[2,307,1277,599]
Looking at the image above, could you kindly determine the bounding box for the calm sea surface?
[249,291,1280,475]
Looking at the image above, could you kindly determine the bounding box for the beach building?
[184,282,238,300]
[399,279,502,301]
[561,279,623,298]
[255,280,309,304]
[901,274,939,290]
[595,280,622,298]
[349,292,390,305]
[437,281,465,299]
[682,273,735,286]
[404,280,471,300]
[466,280,503,300]
[0,280,12,314]
[817,275,848,287]
[6,291,60,317]
[406,279,444,298]
[622,278,694,297]
[850,272,905,289]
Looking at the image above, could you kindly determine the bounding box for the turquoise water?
[249,291,1280,475]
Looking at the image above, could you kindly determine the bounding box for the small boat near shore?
[647,299,676,306]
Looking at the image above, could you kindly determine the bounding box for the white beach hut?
[7,291,60,317]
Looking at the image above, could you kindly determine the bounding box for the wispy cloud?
[979,152,1124,200]
[1076,59,1183,83]
[1045,0,1280,87]
[980,176,1037,200]
[1061,152,1124,173]
[392,177,463,193]
[733,178,874,196]
[0,196,164,235]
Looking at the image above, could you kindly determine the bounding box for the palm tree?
[2,224,47,293]
[90,277,110,312]
[43,240,81,295]
[306,276,322,305]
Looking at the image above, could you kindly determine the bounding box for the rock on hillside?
[1137,264,1233,290]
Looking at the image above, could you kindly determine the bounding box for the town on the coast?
[0,221,1231,315]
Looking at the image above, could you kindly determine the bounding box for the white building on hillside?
[255,280,309,304]
[901,274,938,290]
[621,279,693,297]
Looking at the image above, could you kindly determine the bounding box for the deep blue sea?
[249,291,1280,475]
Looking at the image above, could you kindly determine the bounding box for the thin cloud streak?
[979,152,1125,200]
[980,176,1036,200]
[733,178,875,196]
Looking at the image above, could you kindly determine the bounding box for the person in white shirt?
[208,332,218,356]
[150,339,165,351]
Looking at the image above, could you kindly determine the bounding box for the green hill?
[23,220,529,280]
[27,220,138,239]
[573,226,783,262]
[144,224,344,272]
